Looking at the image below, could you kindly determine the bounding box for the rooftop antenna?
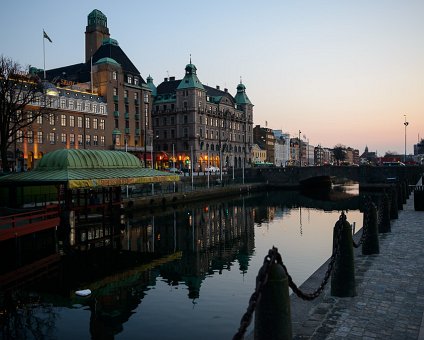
[240,76,242,84]
[190,53,192,64]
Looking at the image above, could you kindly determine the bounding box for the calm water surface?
[1,185,363,339]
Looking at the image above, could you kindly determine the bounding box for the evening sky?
[1,0,423,155]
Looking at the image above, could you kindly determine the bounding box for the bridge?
[242,165,423,189]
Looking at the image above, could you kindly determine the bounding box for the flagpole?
[43,29,46,79]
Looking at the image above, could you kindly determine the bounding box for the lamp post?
[404,115,409,163]
[298,130,301,167]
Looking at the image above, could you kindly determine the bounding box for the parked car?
[168,167,183,174]
[205,166,220,173]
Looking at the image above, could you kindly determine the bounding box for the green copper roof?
[234,82,252,105]
[37,149,141,170]
[88,9,107,27]
[95,57,120,66]
[146,75,157,96]
[0,149,179,188]
[177,63,204,90]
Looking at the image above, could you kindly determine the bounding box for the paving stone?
[289,189,424,339]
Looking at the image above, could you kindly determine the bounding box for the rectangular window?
[99,119,105,130]
[37,131,43,144]
[69,115,75,127]
[134,77,139,86]
[127,75,132,84]
[93,135,98,146]
[60,98,66,108]
[78,135,83,146]
[134,92,138,100]
[171,129,175,138]
[171,116,175,125]
[114,119,119,129]
[36,115,43,124]
[61,133,67,144]
[85,135,91,145]
[61,114,66,127]
[113,88,118,96]
[17,130,23,143]
[27,112,33,124]
[85,117,90,129]
[49,132,55,144]
[183,127,188,138]
[99,105,105,114]
[124,90,128,98]
[69,100,74,110]
[100,136,105,146]
[77,102,82,111]
[93,118,98,130]
[125,120,129,128]
[27,131,33,144]
[70,134,75,145]
[112,72,117,80]
[77,116,83,128]
[49,114,55,125]
[144,93,149,103]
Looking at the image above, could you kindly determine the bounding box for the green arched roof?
[37,149,141,170]
[0,149,179,189]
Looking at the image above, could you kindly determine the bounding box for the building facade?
[150,63,254,171]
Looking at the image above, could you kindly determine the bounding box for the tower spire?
[190,54,192,64]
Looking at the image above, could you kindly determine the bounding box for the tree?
[333,144,346,165]
[0,55,54,172]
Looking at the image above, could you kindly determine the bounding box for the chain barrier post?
[402,180,408,204]
[378,193,391,233]
[254,260,292,340]
[362,201,379,255]
[389,186,399,220]
[331,212,356,297]
[397,182,404,210]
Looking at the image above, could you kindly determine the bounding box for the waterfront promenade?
[290,182,424,339]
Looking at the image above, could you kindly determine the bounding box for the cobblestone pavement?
[291,186,424,339]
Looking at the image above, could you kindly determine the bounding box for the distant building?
[253,125,275,165]
[359,146,377,165]
[273,130,290,167]
[414,139,424,155]
[251,144,266,164]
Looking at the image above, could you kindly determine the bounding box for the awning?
[156,151,169,161]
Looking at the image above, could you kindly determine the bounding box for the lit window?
[85,117,90,129]
[93,118,98,130]
[77,116,83,128]
[69,116,75,127]
[49,114,55,125]
[70,134,75,145]
[49,132,55,144]
[99,119,105,130]
[93,135,98,146]
[128,75,132,84]
[61,115,66,126]
[100,136,105,146]
[37,131,43,144]
[61,133,67,144]
[78,135,83,146]
[112,71,117,80]
[27,131,34,144]
[36,115,43,124]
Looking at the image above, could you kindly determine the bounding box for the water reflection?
[1,185,366,339]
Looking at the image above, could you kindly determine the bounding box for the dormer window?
[134,77,139,86]
[127,75,132,84]
[112,71,117,80]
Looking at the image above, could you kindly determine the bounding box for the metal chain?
[352,198,372,248]
[279,212,345,301]
[233,247,279,340]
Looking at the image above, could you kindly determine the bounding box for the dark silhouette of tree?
[333,144,346,165]
[0,55,55,172]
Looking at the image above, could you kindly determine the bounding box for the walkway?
[290,183,424,339]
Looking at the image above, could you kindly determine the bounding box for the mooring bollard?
[397,183,403,210]
[331,213,356,297]
[378,193,391,233]
[389,187,398,220]
[362,202,379,255]
[254,262,292,340]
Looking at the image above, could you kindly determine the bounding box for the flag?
[43,30,52,43]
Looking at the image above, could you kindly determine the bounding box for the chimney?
[164,77,168,82]
[170,76,175,81]
[216,85,220,90]
[224,88,228,93]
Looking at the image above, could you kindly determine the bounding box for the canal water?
[1,184,364,339]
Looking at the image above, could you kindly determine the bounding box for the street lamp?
[404,115,409,163]
[298,130,301,167]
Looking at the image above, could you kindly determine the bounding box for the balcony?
[113,111,120,118]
